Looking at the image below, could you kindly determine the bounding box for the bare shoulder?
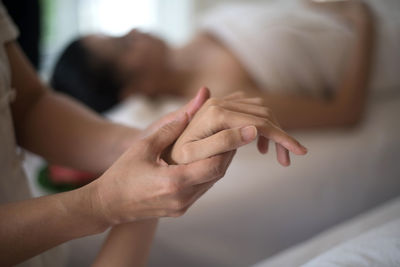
[191,32,259,97]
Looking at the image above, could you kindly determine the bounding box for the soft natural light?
[78,0,158,36]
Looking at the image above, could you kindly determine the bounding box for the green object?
[37,165,82,193]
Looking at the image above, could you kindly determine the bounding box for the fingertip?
[187,87,210,119]
[240,125,257,143]
[294,144,308,155]
[279,157,291,167]
[196,86,210,105]
[200,86,211,97]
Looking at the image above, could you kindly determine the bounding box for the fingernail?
[240,126,257,142]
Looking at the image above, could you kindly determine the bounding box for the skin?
[1,42,306,266]
[83,0,375,130]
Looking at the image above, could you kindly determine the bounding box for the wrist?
[84,175,127,228]
[67,183,112,234]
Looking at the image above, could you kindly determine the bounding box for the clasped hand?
[88,88,306,226]
[169,91,307,166]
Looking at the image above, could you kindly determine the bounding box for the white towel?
[199,0,400,98]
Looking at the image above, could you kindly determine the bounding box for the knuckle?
[221,132,237,148]
[206,97,219,106]
[160,123,175,135]
[163,178,181,194]
[235,91,246,98]
[207,105,224,120]
[260,117,272,126]
[169,209,186,218]
[179,145,192,164]
[262,107,271,116]
[170,198,188,213]
[255,97,265,105]
[157,209,169,218]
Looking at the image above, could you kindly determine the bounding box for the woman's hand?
[169,91,307,166]
[89,113,236,225]
[139,87,210,139]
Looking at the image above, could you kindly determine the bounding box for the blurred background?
[5,0,400,266]
[7,0,248,79]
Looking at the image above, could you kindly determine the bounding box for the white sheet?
[304,217,400,267]
[22,92,400,267]
[254,196,400,267]
[104,93,400,267]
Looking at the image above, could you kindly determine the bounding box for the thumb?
[150,86,210,132]
[173,125,257,164]
[145,113,189,154]
[182,86,210,119]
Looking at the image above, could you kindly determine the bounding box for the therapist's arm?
[8,41,140,173]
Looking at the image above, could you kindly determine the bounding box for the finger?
[179,126,256,163]
[218,101,271,119]
[276,143,290,166]
[183,86,210,119]
[267,111,292,165]
[214,109,307,155]
[257,136,269,154]
[259,123,307,155]
[175,151,235,186]
[145,113,189,155]
[223,91,246,100]
[158,87,210,128]
[232,97,265,106]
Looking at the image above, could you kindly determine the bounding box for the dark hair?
[50,38,122,113]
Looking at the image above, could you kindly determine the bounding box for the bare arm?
[2,39,305,266]
[250,0,375,130]
[8,42,138,172]
[0,186,108,266]
[92,220,158,267]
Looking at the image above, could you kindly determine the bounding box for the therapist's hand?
[169,91,308,166]
[139,86,210,139]
[89,113,236,225]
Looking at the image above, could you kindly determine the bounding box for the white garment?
[0,2,66,266]
[199,0,400,97]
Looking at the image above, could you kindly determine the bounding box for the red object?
[48,165,97,185]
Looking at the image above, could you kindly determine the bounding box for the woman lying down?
[50,0,400,132]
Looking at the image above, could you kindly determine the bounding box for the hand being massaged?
[89,87,306,225]
[169,89,308,166]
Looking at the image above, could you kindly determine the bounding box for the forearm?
[93,219,158,267]
[0,186,108,266]
[335,10,374,117]
[7,42,140,172]
[17,91,139,172]
[258,93,348,130]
